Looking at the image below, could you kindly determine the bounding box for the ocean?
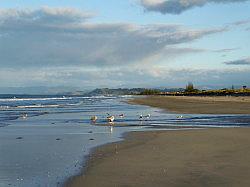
[0,95,249,187]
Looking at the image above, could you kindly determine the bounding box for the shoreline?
[65,128,250,187]
[64,130,166,187]
[65,96,250,187]
[64,133,127,186]
[128,96,250,114]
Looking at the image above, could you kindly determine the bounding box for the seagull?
[90,116,98,122]
[119,114,125,118]
[22,113,28,119]
[107,115,115,122]
[139,115,143,120]
[177,115,183,119]
[144,114,151,119]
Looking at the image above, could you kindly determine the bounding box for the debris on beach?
[16,137,23,140]
[56,138,61,141]
[89,138,95,141]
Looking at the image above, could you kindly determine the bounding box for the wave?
[0,95,118,102]
[0,101,84,109]
[0,97,72,102]
[65,101,84,106]
[16,104,61,108]
[72,96,118,99]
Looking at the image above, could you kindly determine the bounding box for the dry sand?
[66,96,250,187]
[128,96,250,114]
[66,128,250,187]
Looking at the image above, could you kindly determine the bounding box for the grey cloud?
[213,48,239,53]
[231,19,250,26]
[0,8,225,68]
[140,0,249,14]
[0,7,93,25]
[224,58,250,65]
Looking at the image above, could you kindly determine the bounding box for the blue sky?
[0,0,250,91]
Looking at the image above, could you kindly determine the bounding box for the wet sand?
[66,96,250,187]
[66,128,250,187]
[128,96,250,114]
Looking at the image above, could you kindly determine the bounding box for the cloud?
[224,57,250,65]
[0,7,225,69]
[0,6,93,25]
[231,19,250,26]
[140,0,250,14]
[213,48,239,53]
[1,66,250,88]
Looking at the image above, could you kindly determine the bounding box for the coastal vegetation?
[52,84,250,97]
[139,89,161,95]
[138,83,250,96]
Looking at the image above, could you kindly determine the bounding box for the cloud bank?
[0,7,225,69]
[140,0,249,14]
[1,67,249,88]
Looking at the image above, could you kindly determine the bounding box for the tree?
[185,82,194,92]
[140,89,160,95]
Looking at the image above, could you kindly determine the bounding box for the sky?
[0,0,250,91]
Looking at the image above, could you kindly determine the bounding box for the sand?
[66,128,250,187]
[128,96,250,114]
[66,96,250,187]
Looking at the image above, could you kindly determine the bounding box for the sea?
[0,95,250,187]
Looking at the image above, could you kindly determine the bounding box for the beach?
[66,96,250,187]
[66,128,250,187]
[1,95,249,186]
[0,95,157,187]
[128,96,250,114]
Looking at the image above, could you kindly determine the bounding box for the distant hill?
[84,88,147,96]
[83,88,186,96]
[0,86,186,96]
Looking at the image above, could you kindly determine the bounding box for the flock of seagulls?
[19,112,152,123]
[90,113,152,123]
[20,112,185,124]
[90,113,186,124]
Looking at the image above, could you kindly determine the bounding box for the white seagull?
[107,115,115,122]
